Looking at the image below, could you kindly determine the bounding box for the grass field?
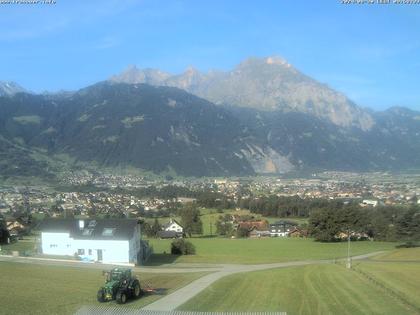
[371,247,420,261]
[179,248,420,314]
[0,262,206,315]
[356,261,420,310]
[0,239,36,253]
[178,263,417,314]
[147,238,396,264]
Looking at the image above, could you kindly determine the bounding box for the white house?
[40,218,148,265]
[269,221,298,237]
[361,199,378,207]
[157,219,184,238]
[163,219,184,233]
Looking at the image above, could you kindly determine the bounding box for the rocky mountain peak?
[109,57,375,130]
[0,81,28,97]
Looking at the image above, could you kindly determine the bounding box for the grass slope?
[148,238,396,264]
[371,247,420,261]
[0,262,205,315]
[178,264,413,314]
[357,262,420,311]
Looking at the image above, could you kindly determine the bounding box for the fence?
[75,307,287,315]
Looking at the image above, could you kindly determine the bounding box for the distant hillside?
[0,83,294,177]
[226,105,420,172]
[111,56,374,131]
[0,80,419,178]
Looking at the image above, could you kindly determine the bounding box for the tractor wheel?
[97,289,105,303]
[116,290,127,304]
[133,280,141,299]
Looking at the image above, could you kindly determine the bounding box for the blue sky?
[0,0,419,110]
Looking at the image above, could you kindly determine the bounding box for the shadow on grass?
[142,288,168,296]
[144,254,179,266]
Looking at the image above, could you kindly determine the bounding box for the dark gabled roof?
[39,218,139,240]
[157,230,182,239]
[270,220,298,227]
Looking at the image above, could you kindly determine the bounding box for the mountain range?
[1,56,419,178]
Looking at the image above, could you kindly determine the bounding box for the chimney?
[79,220,85,230]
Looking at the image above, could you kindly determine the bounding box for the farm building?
[270,220,298,237]
[40,218,150,265]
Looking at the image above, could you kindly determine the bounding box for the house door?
[97,249,103,261]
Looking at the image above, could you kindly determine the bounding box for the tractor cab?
[105,268,131,282]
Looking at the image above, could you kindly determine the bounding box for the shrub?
[170,239,196,255]
[236,226,250,238]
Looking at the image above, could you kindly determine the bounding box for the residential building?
[269,220,298,237]
[40,218,150,265]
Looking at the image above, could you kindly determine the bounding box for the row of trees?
[309,204,420,244]
[241,195,338,218]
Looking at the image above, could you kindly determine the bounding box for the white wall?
[72,239,129,264]
[41,232,74,256]
[41,232,132,264]
[166,223,183,232]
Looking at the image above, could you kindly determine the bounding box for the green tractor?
[97,268,141,304]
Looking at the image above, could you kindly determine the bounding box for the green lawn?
[264,216,309,225]
[357,260,420,310]
[178,264,415,314]
[0,262,205,315]
[0,239,36,253]
[147,238,396,264]
[371,247,420,261]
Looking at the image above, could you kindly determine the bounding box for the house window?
[102,228,116,236]
[49,244,58,248]
[82,228,94,236]
[88,249,92,255]
[77,249,85,255]
[67,244,71,248]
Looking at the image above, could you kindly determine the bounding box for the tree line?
[308,204,420,245]
[240,195,339,217]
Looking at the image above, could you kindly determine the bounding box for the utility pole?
[346,232,351,269]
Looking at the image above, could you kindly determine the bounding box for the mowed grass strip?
[148,238,396,264]
[371,247,420,261]
[178,264,412,315]
[0,262,205,315]
[357,261,420,310]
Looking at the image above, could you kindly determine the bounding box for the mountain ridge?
[0,81,419,178]
[110,56,375,131]
[0,81,28,97]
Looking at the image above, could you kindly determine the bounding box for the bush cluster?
[170,239,196,255]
